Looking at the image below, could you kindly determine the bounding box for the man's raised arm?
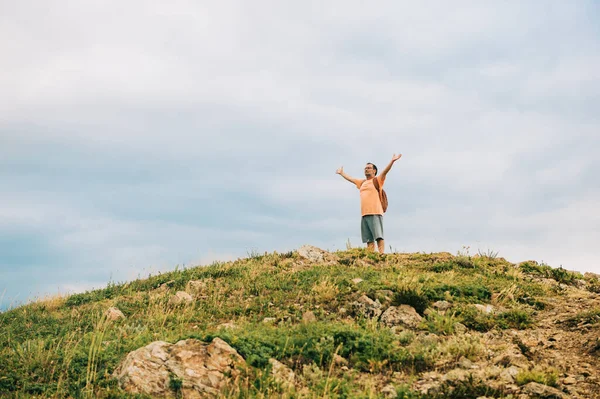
[336,166,357,184]
[380,153,402,177]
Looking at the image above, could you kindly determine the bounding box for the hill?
[1,246,599,398]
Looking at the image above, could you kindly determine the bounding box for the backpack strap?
[372,177,381,193]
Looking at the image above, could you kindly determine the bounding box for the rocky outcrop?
[113,338,244,397]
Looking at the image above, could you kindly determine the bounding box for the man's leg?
[367,242,375,251]
[377,238,385,254]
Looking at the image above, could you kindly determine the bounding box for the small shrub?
[398,331,415,346]
[454,256,475,269]
[496,309,534,330]
[550,266,582,285]
[519,262,582,285]
[311,278,339,304]
[423,311,459,336]
[455,306,496,332]
[393,288,430,316]
[430,262,454,273]
[169,373,183,397]
[396,385,421,399]
[563,308,600,328]
[515,367,558,387]
[422,375,502,399]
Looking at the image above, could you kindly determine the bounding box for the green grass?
[515,367,559,387]
[0,249,566,398]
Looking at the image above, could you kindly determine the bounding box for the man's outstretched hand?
[392,154,402,162]
[336,166,344,174]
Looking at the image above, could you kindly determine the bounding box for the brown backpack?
[372,177,388,213]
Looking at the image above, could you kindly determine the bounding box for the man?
[336,154,402,254]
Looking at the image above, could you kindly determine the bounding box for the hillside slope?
[1,246,599,398]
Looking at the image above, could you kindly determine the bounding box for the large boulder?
[113,338,244,398]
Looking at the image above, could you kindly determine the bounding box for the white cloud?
[1,1,599,305]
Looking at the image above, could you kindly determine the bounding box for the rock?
[105,307,125,321]
[186,280,208,295]
[351,295,383,319]
[374,290,395,305]
[269,358,295,388]
[262,317,277,324]
[584,272,600,280]
[458,357,474,369]
[433,300,452,311]
[521,382,566,399]
[338,307,347,315]
[332,354,348,366]
[562,376,577,385]
[113,338,244,397]
[493,350,531,369]
[297,245,328,263]
[454,322,468,334]
[351,278,364,284]
[574,280,587,289]
[381,384,397,398]
[154,280,175,293]
[217,322,238,330]
[474,304,496,314]
[380,305,423,329]
[302,311,317,323]
[498,366,520,384]
[443,368,468,382]
[169,291,193,305]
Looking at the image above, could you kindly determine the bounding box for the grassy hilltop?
[1,247,599,398]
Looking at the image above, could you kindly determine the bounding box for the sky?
[1,1,599,311]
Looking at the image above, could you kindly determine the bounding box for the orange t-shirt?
[352,176,386,216]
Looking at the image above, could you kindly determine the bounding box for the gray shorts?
[361,215,384,243]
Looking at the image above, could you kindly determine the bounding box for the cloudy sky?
[1,1,599,310]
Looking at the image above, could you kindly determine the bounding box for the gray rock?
[333,354,348,366]
[381,384,397,398]
[433,300,452,311]
[498,366,520,384]
[302,311,317,323]
[169,291,193,305]
[380,305,423,329]
[105,307,125,321]
[269,358,295,388]
[521,382,567,398]
[297,245,327,262]
[454,322,468,334]
[351,295,383,319]
[474,304,496,314]
[562,376,577,385]
[186,280,209,295]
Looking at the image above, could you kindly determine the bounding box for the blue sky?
[1,1,599,310]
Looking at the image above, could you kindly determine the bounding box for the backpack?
[372,177,388,213]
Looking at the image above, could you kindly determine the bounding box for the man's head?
[365,163,377,178]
